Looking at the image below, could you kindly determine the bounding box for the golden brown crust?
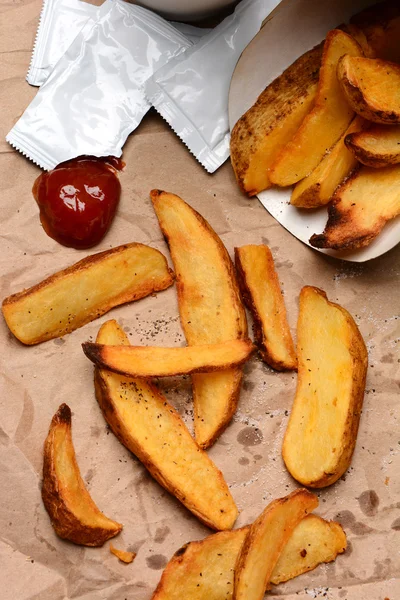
[151,190,247,450]
[42,404,122,546]
[310,164,400,250]
[230,43,322,196]
[234,245,296,371]
[2,243,174,345]
[345,124,400,167]
[83,339,253,378]
[282,287,368,488]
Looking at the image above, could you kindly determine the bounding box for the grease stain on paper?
[237,426,263,446]
[146,554,168,570]
[358,490,379,516]
[154,525,170,544]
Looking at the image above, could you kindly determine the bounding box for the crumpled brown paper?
[0,1,399,599]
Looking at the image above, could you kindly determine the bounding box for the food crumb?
[110,544,136,564]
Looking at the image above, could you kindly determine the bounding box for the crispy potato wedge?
[230,43,323,196]
[94,320,238,531]
[2,243,174,345]
[110,544,136,563]
[151,513,346,599]
[350,0,400,63]
[290,116,367,208]
[345,124,400,167]
[283,287,368,488]
[233,489,318,600]
[338,56,400,125]
[83,338,253,378]
[42,404,122,546]
[151,190,247,449]
[234,245,296,370]
[310,164,400,250]
[269,30,363,187]
[271,514,346,585]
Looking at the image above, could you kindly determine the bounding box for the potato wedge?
[290,116,367,208]
[230,43,323,196]
[110,544,136,563]
[151,190,247,449]
[233,489,318,600]
[345,124,400,167]
[151,514,346,599]
[350,0,400,63]
[234,245,296,370]
[271,514,346,585]
[94,320,238,531]
[282,287,368,488]
[338,56,400,125]
[269,30,363,186]
[42,403,122,546]
[83,338,253,378]
[310,164,400,250]
[2,243,174,345]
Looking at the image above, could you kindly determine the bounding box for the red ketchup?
[32,156,123,249]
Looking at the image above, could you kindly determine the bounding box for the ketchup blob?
[32,156,123,249]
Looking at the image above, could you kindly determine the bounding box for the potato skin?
[234,245,296,371]
[338,56,400,125]
[42,404,122,546]
[230,43,322,195]
[345,125,400,168]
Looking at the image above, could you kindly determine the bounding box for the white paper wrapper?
[145,0,281,173]
[26,0,98,87]
[7,0,191,170]
[228,0,400,262]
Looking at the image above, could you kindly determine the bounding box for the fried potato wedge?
[151,190,247,449]
[2,243,174,345]
[345,124,400,167]
[151,513,345,599]
[283,287,368,488]
[234,245,296,370]
[110,544,136,563]
[338,56,400,125]
[42,403,122,546]
[83,338,253,378]
[269,30,363,187]
[94,320,238,531]
[290,116,367,208]
[350,0,400,63]
[271,514,346,585]
[230,43,323,196]
[233,489,318,600]
[310,164,400,250]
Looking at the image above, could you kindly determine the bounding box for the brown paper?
[0,1,399,599]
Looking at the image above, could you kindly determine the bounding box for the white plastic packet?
[145,0,281,173]
[7,0,191,170]
[26,0,210,88]
[27,0,98,87]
